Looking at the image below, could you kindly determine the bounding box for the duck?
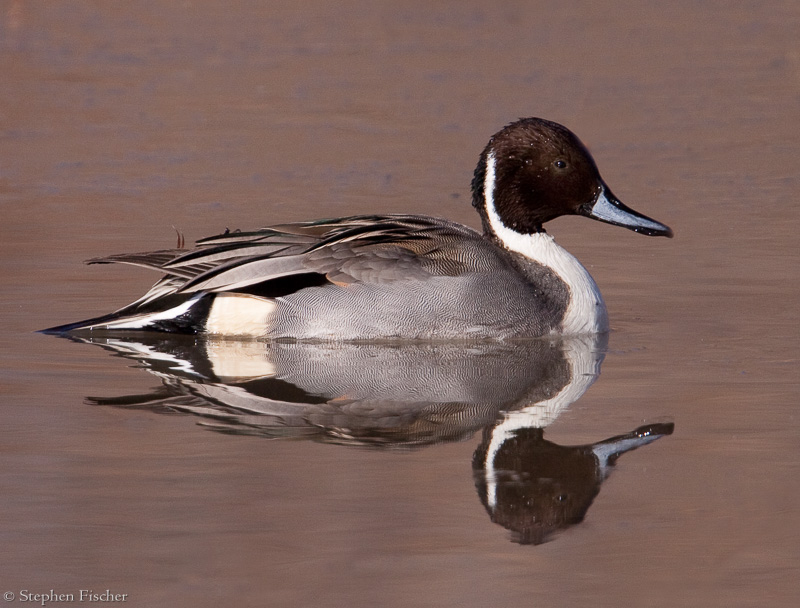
[42,118,673,340]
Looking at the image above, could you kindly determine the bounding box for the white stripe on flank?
[205,293,276,337]
[99,294,204,329]
[482,152,608,335]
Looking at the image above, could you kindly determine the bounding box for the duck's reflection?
[473,422,673,544]
[68,332,672,543]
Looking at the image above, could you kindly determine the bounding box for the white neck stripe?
[481,151,608,335]
[483,151,497,214]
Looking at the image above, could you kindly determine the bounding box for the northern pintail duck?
[43,118,673,340]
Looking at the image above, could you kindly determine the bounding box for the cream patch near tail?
[205,294,276,337]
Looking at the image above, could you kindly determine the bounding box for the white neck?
[483,152,609,335]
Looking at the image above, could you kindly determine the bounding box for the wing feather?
[84,215,491,306]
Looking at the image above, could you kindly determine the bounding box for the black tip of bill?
[584,186,674,238]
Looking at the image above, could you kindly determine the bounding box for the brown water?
[2,2,799,606]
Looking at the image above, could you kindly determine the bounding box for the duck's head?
[472,118,673,240]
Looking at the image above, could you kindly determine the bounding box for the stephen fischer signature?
[4,590,127,605]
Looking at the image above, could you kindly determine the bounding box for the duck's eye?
[554,159,568,169]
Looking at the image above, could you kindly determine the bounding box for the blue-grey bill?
[585,186,674,238]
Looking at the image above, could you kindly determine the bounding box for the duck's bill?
[582,186,674,238]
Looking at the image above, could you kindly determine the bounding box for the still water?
[2,2,799,606]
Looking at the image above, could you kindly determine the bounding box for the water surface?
[2,2,799,606]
